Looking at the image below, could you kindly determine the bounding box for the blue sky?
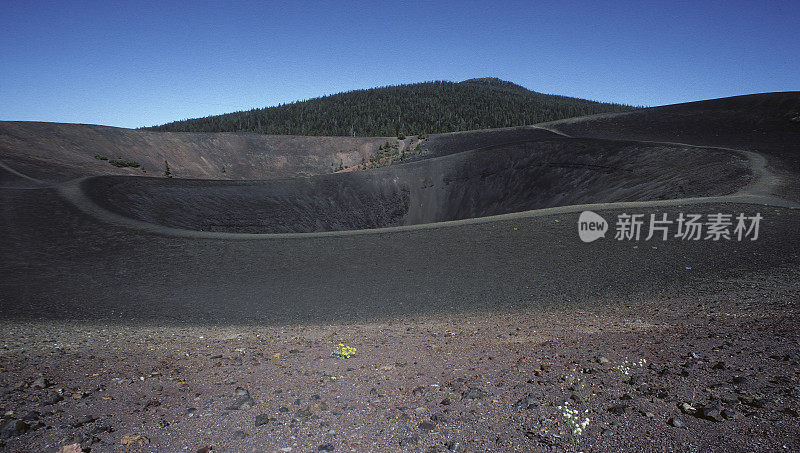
[1,0,797,128]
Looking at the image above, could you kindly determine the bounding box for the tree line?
[142,79,636,137]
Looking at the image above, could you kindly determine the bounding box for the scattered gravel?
[0,267,798,451]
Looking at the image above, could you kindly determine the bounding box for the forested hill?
[142,78,637,137]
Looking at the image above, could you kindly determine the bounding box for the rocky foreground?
[1,267,798,452]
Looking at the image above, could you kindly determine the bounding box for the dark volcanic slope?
[83,139,750,233]
[0,121,394,181]
[541,92,800,200]
[2,177,799,324]
[0,121,566,185]
[0,121,565,183]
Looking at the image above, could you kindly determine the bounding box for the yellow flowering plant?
[332,343,357,359]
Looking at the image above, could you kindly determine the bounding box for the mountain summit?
[459,77,531,93]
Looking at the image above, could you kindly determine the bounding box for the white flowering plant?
[616,358,646,384]
[557,401,590,451]
[565,370,594,412]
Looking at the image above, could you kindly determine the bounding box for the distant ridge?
[459,77,531,93]
[143,79,635,137]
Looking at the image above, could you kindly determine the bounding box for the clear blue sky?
[1,0,797,129]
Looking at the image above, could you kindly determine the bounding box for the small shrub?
[397,134,406,140]
[94,154,108,160]
[109,159,140,168]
